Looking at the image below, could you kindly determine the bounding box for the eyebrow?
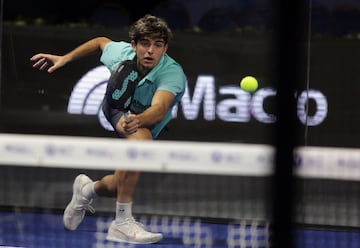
[139,38,165,43]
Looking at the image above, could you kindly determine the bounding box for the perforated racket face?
[105,60,140,111]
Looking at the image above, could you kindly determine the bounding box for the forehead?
[138,36,165,43]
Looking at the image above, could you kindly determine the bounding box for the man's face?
[132,36,168,71]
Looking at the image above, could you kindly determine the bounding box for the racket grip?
[124,110,131,121]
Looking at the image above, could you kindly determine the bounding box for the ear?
[131,40,136,51]
[163,44,168,54]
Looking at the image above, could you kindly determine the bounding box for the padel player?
[31,14,186,244]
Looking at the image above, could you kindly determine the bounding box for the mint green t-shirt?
[100,41,186,138]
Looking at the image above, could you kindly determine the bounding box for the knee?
[126,128,153,140]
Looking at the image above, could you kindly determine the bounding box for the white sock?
[115,202,133,224]
[81,181,97,200]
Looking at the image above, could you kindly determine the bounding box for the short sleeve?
[100,41,135,73]
[156,64,186,97]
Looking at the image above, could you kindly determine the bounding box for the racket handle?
[124,110,131,121]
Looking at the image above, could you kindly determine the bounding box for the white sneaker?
[63,174,95,230]
[106,218,163,244]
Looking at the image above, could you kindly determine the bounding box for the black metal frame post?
[272,0,308,247]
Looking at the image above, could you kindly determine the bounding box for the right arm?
[30,37,111,73]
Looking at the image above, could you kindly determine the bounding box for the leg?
[94,128,152,199]
[93,170,140,201]
[63,127,162,243]
[95,128,151,224]
[103,128,162,243]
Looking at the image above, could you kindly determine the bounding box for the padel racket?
[105,59,143,111]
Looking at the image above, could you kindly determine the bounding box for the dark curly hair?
[129,14,173,44]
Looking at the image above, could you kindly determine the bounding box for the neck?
[137,64,150,76]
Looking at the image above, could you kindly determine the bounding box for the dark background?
[1,0,360,147]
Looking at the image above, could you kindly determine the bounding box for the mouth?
[143,57,154,63]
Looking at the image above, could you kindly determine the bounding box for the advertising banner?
[1,25,359,147]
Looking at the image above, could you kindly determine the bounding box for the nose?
[147,44,154,54]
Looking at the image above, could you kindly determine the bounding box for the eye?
[139,40,150,47]
[154,42,165,48]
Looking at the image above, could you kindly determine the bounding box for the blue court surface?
[1,211,360,247]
